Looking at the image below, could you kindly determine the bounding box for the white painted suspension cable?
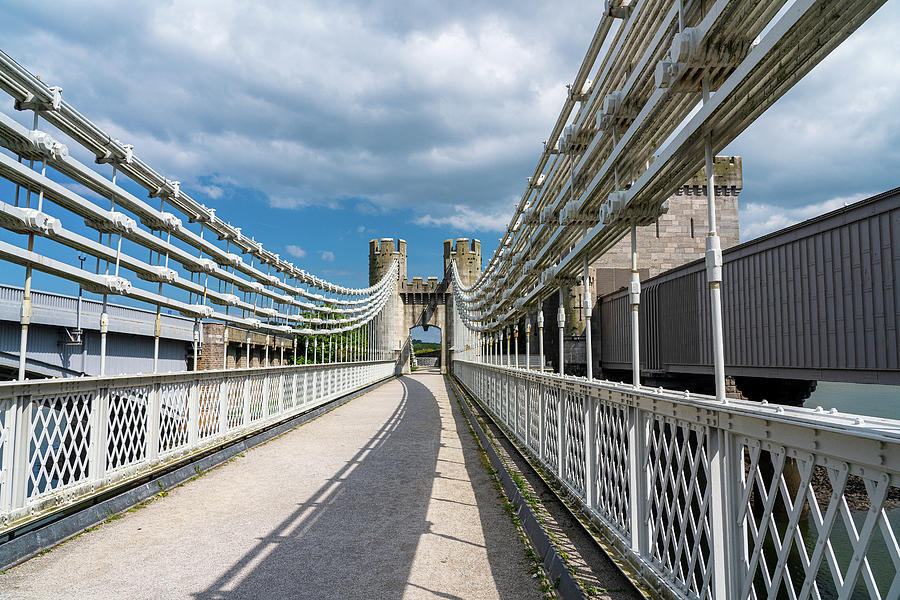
[446,0,884,333]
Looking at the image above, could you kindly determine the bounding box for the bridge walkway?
[1,373,544,599]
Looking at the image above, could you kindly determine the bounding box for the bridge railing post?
[708,427,740,598]
[6,395,32,512]
[89,385,109,489]
[0,399,15,512]
[187,378,199,446]
[147,383,160,462]
[627,403,648,559]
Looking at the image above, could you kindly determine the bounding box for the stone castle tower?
[443,238,481,286]
[369,238,407,285]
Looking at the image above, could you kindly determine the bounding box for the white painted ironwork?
[0,360,393,531]
[454,360,900,600]
[0,53,400,380]
[446,1,888,398]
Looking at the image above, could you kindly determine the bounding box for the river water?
[806,381,900,419]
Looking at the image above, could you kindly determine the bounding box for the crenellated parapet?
[676,155,742,197]
[400,276,442,295]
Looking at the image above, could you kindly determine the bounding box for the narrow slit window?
[690,217,695,238]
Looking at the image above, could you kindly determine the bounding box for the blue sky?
[1,1,898,293]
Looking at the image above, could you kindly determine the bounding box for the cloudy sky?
[2,1,898,289]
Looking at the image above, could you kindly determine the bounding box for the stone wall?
[198,322,225,371]
[369,237,407,284]
[591,156,741,295]
[199,324,293,371]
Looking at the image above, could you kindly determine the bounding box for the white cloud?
[356,225,365,233]
[197,184,224,199]
[285,244,307,258]
[320,250,335,262]
[2,0,898,246]
[0,1,591,225]
[740,193,869,241]
[723,2,900,207]
[414,205,513,232]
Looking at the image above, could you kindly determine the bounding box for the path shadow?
[191,375,535,600]
[437,376,542,597]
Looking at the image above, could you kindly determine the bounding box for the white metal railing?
[453,360,900,600]
[0,360,394,530]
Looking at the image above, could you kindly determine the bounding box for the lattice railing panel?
[313,371,322,402]
[298,373,307,405]
[248,375,265,422]
[528,381,541,454]
[196,381,220,439]
[107,386,150,471]
[225,378,244,430]
[544,387,559,469]
[267,375,281,417]
[596,399,629,535]
[564,393,586,496]
[516,379,527,437]
[158,382,190,454]
[281,375,294,410]
[28,393,93,499]
[737,440,900,600]
[647,416,713,599]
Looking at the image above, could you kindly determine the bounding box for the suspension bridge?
[1,1,899,598]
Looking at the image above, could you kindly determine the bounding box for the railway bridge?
[2,1,900,599]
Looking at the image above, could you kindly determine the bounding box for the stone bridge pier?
[369,237,481,374]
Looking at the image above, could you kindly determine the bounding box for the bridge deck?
[1,374,543,599]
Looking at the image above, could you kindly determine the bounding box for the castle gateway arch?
[369,238,481,374]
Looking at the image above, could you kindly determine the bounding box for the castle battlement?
[676,156,742,196]
[400,276,443,295]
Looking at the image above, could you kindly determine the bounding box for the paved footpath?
[1,373,543,600]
